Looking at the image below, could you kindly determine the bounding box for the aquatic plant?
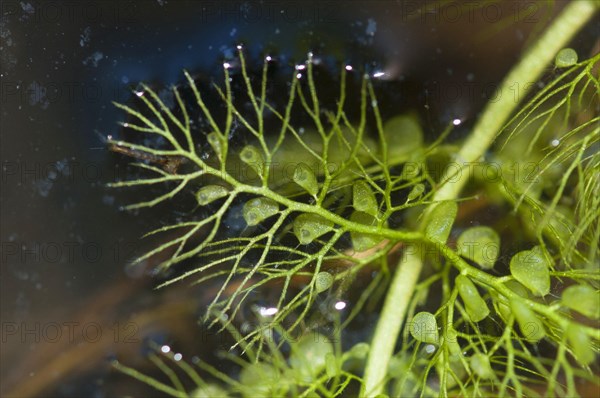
[109,1,599,396]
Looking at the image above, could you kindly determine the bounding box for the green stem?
[361,1,598,396]
[433,0,598,202]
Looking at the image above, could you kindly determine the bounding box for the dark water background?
[1,1,597,396]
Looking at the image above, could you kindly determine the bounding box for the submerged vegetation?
[108,1,599,397]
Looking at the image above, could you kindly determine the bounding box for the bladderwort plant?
[108,1,599,397]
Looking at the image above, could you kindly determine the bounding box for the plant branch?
[434,0,598,202]
[362,1,599,395]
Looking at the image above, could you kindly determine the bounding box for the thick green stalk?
[433,0,598,202]
[361,2,598,396]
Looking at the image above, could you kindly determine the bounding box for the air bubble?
[259,307,278,316]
